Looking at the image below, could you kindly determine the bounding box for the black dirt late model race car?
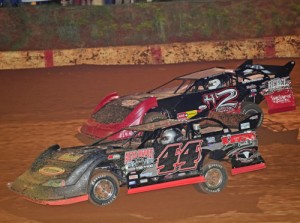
[9,112,266,206]
[79,60,296,141]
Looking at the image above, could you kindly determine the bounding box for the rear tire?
[194,161,228,194]
[88,170,119,206]
[241,102,263,127]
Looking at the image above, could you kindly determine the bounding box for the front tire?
[88,170,119,206]
[195,161,228,194]
[241,102,263,127]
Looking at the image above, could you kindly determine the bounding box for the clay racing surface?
[0,59,299,223]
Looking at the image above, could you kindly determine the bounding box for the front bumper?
[8,169,89,205]
[8,181,88,205]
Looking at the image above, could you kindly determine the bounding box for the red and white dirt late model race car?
[9,113,265,206]
[79,60,296,141]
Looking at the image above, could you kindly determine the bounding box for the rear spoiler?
[238,113,262,131]
[235,60,295,78]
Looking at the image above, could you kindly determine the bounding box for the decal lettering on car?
[221,132,256,145]
[124,148,154,164]
[156,140,202,175]
[268,78,289,90]
[270,94,293,104]
[202,88,238,112]
[262,77,292,96]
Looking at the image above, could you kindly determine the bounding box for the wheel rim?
[93,179,114,201]
[205,168,223,189]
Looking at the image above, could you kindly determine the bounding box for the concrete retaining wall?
[0,35,299,70]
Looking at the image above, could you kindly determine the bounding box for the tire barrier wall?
[0,35,299,70]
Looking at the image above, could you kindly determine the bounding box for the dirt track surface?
[0,59,299,223]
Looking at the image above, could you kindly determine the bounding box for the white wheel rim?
[205,168,223,189]
[93,179,114,201]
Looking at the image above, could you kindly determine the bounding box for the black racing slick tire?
[143,112,167,124]
[88,170,119,206]
[195,161,228,194]
[241,102,263,127]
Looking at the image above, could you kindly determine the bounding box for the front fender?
[122,97,158,126]
[66,153,107,186]
[92,92,119,115]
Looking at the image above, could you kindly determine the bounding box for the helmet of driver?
[208,79,221,90]
[160,128,183,145]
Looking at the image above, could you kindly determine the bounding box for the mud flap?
[265,89,296,114]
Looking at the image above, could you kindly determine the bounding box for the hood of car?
[92,92,175,125]
[10,145,105,197]
[92,94,149,124]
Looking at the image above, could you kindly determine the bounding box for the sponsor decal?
[58,153,84,162]
[177,110,198,120]
[206,137,216,144]
[222,132,256,145]
[39,166,65,176]
[268,78,289,90]
[177,106,208,120]
[129,181,136,186]
[127,163,154,172]
[129,174,138,180]
[140,179,148,184]
[140,172,153,178]
[271,94,292,104]
[246,84,257,89]
[223,128,229,133]
[262,77,291,96]
[125,148,154,164]
[237,140,253,147]
[240,122,250,130]
[107,154,121,160]
[264,89,296,114]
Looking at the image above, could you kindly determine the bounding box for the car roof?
[177,67,235,80]
[125,119,192,132]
